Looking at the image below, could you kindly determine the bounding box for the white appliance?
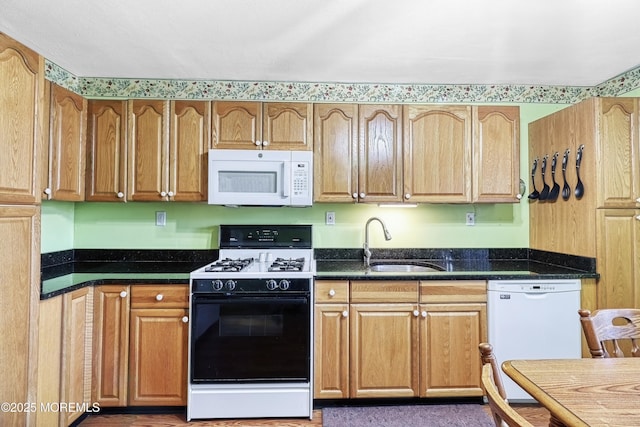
[208,149,313,206]
[487,279,582,402]
[188,225,315,421]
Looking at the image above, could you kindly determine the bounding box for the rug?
[322,404,494,427]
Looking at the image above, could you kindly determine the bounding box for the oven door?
[190,293,310,383]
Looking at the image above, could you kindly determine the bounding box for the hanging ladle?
[575,144,585,199]
[539,155,550,200]
[528,158,539,200]
[548,152,560,201]
[561,149,571,201]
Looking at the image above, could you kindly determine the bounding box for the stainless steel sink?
[368,261,444,273]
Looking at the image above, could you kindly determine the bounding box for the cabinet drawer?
[351,281,418,303]
[420,280,486,303]
[130,285,188,308]
[315,280,349,303]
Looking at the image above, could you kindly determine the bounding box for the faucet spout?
[363,217,392,266]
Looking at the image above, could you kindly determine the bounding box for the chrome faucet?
[363,217,392,267]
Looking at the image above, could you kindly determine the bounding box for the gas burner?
[204,258,253,273]
[268,257,306,272]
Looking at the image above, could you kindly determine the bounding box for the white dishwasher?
[487,279,582,402]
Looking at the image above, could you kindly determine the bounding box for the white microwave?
[208,149,313,206]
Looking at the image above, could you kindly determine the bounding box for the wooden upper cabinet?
[472,106,520,202]
[86,100,128,202]
[45,83,87,201]
[359,104,403,203]
[127,100,170,201]
[404,105,472,203]
[212,101,312,150]
[169,101,210,201]
[313,104,359,202]
[0,33,44,204]
[597,98,639,208]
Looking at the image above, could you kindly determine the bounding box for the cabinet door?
[314,303,349,399]
[169,101,210,201]
[263,102,313,150]
[403,105,471,203]
[350,303,418,397]
[420,303,486,397]
[472,106,520,202]
[0,33,44,204]
[596,209,640,309]
[92,285,130,407]
[313,104,359,202]
[597,98,639,208]
[129,308,189,406]
[212,101,262,149]
[359,105,403,203]
[36,296,63,427]
[47,83,87,201]
[0,205,39,427]
[61,287,92,426]
[128,100,170,201]
[86,100,127,201]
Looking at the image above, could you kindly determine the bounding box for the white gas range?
[187,225,315,421]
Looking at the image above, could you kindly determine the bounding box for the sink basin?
[368,261,444,273]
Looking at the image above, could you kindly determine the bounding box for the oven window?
[218,171,277,193]
[191,296,310,383]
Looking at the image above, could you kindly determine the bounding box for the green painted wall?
[41,103,568,252]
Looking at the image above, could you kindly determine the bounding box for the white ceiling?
[2,0,640,87]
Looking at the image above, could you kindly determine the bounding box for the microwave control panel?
[292,162,310,197]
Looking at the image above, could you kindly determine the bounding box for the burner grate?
[204,258,253,273]
[268,257,306,272]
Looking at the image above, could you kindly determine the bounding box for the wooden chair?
[479,343,533,427]
[578,308,640,358]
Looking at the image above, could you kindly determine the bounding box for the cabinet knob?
[413,310,420,317]
[405,193,411,199]
[167,191,174,197]
[516,193,523,200]
[117,192,124,198]
[636,215,640,221]
[360,192,365,199]
[421,311,427,318]
[155,294,164,301]
[352,193,358,199]
[636,198,640,203]
[119,291,127,298]
[328,289,336,297]
[255,140,262,146]
[182,316,189,323]
[160,191,167,197]
[342,310,348,318]
[262,140,269,146]
[44,187,52,196]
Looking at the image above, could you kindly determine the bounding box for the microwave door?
[209,160,288,206]
[282,161,291,198]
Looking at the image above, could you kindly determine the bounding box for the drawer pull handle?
[120,291,127,298]
[328,289,336,297]
[156,294,164,301]
[182,316,189,323]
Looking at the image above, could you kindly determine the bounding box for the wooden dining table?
[502,358,640,427]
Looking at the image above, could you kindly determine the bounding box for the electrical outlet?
[156,211,166,226]
[465,212,475,226]
[325,211,336,225]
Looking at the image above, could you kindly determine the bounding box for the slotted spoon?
[561,149,571,200]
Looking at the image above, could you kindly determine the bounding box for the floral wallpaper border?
[45,59,640,104]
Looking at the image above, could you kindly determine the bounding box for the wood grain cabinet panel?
[0,33,44,204]
[45,82,87,201]
[86,100,128,201]
[212,101,312,150]
[35,295,63,427]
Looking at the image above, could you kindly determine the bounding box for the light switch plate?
[156,211,167,226]
[465,212,475,226]
[326,211,336,225]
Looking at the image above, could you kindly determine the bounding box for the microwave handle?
[282,162,291,198]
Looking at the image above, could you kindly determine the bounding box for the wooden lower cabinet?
[61,287,93,426]
[92,284,189,407]
[36,295,63,427]
[314,280,487,400]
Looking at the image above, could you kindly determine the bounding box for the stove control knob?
[225,280,236,291]
[212,280,224,291]
[266,279,278,290]
[279,279,290,290]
